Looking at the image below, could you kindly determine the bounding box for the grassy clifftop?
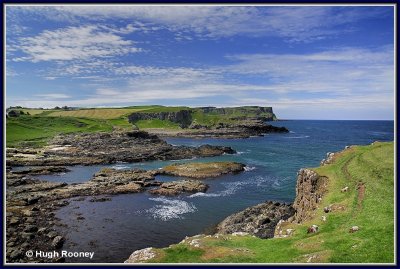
[128,141,394,264]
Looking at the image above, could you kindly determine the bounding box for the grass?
[6,116,113,147]
[46,108,150,119]
[20,109,47,115]
[145,141,395,263]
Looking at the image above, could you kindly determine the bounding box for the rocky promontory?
[6,130,236,166]
[144,119,289,139]
[128,106,288,139]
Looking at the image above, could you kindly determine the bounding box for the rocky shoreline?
[5,159,246,263]
[6,130,236,167]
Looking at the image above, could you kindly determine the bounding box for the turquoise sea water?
[43,120,394,262]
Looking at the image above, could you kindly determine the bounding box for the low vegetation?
[143,142,394,263]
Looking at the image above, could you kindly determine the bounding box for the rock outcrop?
[148,180,208,196]
[216,201,295,239]
[197,106,275,121]
[292,169,328,223]
[160,162,246,178]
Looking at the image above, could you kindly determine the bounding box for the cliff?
[291,168,328,223]
[128,110,192,128]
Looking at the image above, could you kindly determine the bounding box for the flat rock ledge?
[160,161,246,178]
[149,180,208,196]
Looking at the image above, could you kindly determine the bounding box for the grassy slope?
[144,141,394,263]
[6,116,113,147]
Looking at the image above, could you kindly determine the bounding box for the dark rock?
[10,249,23,259]
[47,231,58,239]
[23,225,38,233]
[307,225,319,234]
[216,201,295,239]
[89,197,112,202]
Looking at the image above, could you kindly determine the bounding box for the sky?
[5,5,395,120]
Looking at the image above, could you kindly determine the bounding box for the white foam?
[284,135,310,139]
[112,164,130,170]
[244,166,256,172]
[146,197,197,221]
[189,175,273,198]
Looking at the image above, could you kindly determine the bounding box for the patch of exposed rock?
[6,131,236,166]
[160,162,246,178]
[6,168,160,207]
[292,169,328,223]
[216,201,295,239]
[148,180,208,196]
[124,247,157,263]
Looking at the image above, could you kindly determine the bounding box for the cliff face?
[198,106,275,121]
[128,110,192,128]
[214,168,328,239]
[291,168,328,223]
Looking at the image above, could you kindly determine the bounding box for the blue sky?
[6,5,395,119]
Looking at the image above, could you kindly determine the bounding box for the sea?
[33,120,394,263]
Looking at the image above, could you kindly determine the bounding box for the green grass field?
[46,108,150,119]
[144,142,394,263]
[6,116,114,147]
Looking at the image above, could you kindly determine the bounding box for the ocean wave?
[145,197,197,221]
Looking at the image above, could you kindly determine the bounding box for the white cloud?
[35,93,70,99]
[13,25,141,62]
[9,6,391,41]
